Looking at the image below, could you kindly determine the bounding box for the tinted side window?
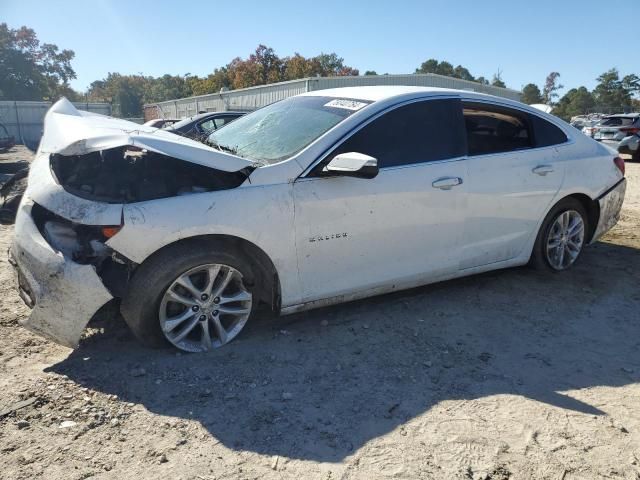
[463,103,532,156]
[325,99,465,169]
[529,114,568,147]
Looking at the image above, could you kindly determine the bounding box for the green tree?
[434,61,454,77]
[415,59,437,74]
[542,72,563,105]
[453,65,474,81]
[521,83,543,104]
[314,52,358,76]
[143,74,191,104]
[491,72,506,88]
[415,59,479,82]
[415,59,453,77]
[553,87,595,120]
[0,23,77,100]
[364,70,378,76]
[593,69,638,112]
[622,74,640,95]
[186,68,230,96]
[87,73,148,117]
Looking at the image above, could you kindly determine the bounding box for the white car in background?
[593,113,640,147]
[618,133,640,161]
[10,87,626,352]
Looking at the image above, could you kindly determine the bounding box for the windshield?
[207,96,371,164]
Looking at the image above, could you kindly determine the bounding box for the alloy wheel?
[545,209,585,270]
[159,263,252,352]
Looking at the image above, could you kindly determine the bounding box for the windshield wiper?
[208,139,265,166]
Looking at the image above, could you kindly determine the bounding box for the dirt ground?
[1,145,639,480]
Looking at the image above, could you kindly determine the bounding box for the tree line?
[1,23,638,119]
[0,24,511,117]
[85,46,361,117]
[522,70,640,119]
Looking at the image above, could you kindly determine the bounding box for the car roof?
[143,118,180,125]
[604,113,639,118]
[300,86,575,134]
[301,85,473,102]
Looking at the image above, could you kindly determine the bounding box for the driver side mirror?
[324,152,379,179]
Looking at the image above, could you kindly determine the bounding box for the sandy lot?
[1,146,639,480]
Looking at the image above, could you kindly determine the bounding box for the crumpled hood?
[40,98,256,172]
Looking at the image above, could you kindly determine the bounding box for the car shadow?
[47,241,640,462]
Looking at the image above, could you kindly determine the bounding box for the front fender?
[106,183,302,307]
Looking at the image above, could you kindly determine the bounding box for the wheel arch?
[129,234,282,312]
[564,193,600,243]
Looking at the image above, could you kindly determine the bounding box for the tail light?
[613,156,625,176]
[101,225,122,238]
[620,127,640,136]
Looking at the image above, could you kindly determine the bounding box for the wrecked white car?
[10,88,626,352]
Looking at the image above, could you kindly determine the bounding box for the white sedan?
[10,87,626,352]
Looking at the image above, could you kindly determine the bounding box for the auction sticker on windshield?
[324,99,369,111]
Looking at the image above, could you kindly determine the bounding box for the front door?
[293,98,469,303]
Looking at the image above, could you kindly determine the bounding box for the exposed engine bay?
[50,147,251,204]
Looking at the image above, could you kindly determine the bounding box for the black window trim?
[299,96,575,180]
[460,97,573,158]
[196,113,241,132]
[299,95,467,179]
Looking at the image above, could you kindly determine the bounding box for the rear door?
[459,102,567,269]
[293,98,469,303]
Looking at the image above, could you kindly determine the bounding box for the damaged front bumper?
[9,200,113,348]
[590,178,627,243]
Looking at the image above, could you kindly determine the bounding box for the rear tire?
[121,239,258,351]
[530,198,588,272]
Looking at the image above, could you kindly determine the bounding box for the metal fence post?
[14,101,24,145]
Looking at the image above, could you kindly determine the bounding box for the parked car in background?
[569,114,604,138]
[618,132,639,161]
[582,121,600,138]
[164,111,244,143]
[570,115,591,129]
[10,90,626,353]
[593,113,640,147]
[143,118,180,129]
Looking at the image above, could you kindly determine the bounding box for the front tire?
[530,198,588,272]
[121,240,257,352]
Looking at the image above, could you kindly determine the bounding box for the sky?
[2,0,635,96]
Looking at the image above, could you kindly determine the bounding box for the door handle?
[432,177,463,190]
[532,165,554,176]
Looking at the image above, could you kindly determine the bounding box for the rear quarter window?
[529,114,568,147]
